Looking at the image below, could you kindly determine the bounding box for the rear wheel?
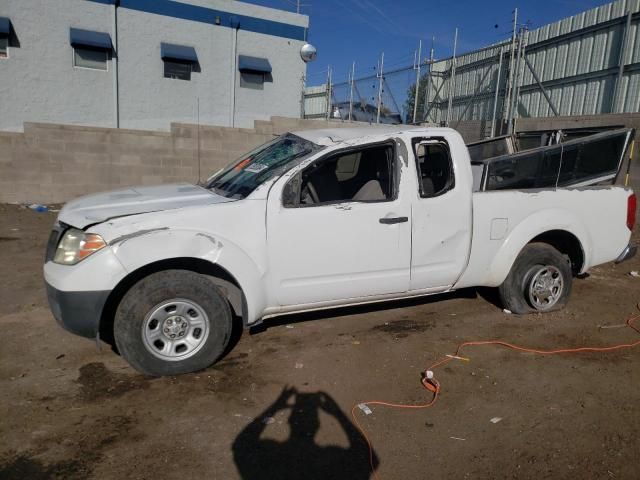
[498,243,572,314]
[114,270,232,376]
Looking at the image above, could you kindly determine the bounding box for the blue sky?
[245,0,612,86]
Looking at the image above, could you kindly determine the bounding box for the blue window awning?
[0,17,11,36]
[161,43,198,63]
[69,28,112,50]
[238,55,272,74]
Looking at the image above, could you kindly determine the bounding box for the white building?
[0,0,310,131]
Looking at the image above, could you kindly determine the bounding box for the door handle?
[379,216,408,225]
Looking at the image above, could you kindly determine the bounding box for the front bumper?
[46,282,110,339]
[44,230,128,339]
[615,243,637,264]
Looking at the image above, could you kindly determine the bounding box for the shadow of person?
[233,387,378,479]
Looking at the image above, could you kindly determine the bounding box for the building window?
[238,55,272,90]
[69,28,112,71]
[164,60,192,81]
[0,36,7,59]
[0,16,10,59]
[240,72,264,90]
[73,46,108,70]
[161,43,198,81]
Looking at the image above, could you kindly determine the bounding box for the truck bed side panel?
[455,187,632,289]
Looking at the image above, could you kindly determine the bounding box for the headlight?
[53,229,106,265]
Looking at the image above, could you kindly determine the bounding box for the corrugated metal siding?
[428,0,640,121]
[303,85,328,118]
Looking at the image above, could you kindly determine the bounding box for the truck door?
[410,138,473,290]
[267,141,412,306]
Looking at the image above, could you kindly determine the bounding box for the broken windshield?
[207,134,322,199]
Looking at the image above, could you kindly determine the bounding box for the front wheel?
[498,243,573,314]
[114,270,233,376]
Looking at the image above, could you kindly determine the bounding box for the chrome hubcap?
[142,299,210,361]
[527,265,563,310]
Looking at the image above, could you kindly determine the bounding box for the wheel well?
[99,258,245,346]
[529,230,584,275]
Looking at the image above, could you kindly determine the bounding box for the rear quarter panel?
[455,186,633,288]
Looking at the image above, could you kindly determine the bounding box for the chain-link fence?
[302,0,640,139]
[304,63,426,125]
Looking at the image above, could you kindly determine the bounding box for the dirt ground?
[1,203,639,480]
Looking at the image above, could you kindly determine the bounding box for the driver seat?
[352,180,385,201]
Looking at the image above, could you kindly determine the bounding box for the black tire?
[114,270,233,376]
[498,242,573,314]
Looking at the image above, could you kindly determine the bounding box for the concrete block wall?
[0,116,365,204]
[3,114,638,205]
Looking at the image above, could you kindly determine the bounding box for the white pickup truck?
[44,126,637,376]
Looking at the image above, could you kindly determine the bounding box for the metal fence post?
[507,27,524,134]
[510,28,524,130]
[613,10,632,113]
[446,28,458,126]
[300,73,306,119]
[514,28,528,120]
[412,40,422,124]
[325,66,332,120]
[422,39,435,123]
[490,47,504,137]
[376,52,384,124]
[348,62,355,121]
[503,8,518,131]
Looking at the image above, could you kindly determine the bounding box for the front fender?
[110,229,267,324]
[483,208,591,286]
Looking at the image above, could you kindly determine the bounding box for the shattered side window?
[207,134,321,199]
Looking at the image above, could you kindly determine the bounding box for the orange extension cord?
[351,304,640,480]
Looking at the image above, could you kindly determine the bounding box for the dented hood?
[58,183,233,229]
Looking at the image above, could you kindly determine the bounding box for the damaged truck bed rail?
[468,128,634,191]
